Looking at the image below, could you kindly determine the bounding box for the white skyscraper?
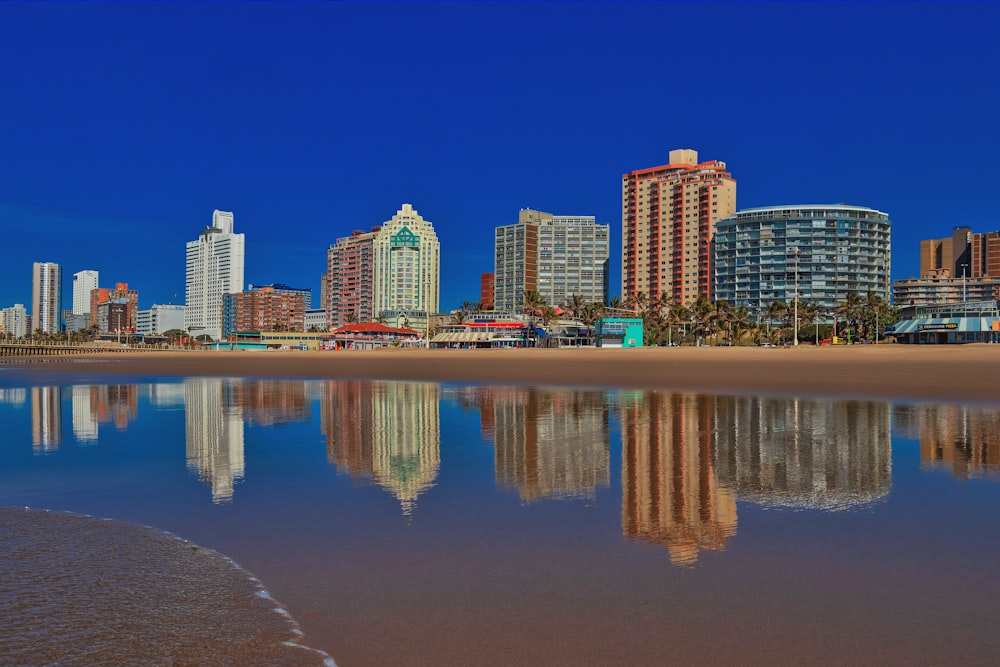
[185,210,245,340]
[31,262,62,334]
[72,270,99,316]
[372,203,440,332]
[1,304,28,339]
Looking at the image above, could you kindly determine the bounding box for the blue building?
[714,205,891,321]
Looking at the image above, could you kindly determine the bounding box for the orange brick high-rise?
[621,149,736,307]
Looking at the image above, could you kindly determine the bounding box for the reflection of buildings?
[714,397,892,510]
[71,385,141,443]
[621,392,736,566]
[467,386,610,502]
[71,386,98,443]
[905,404,1000,479]
[31,386,62,453]
[184,379,245,503]
[231,380,310,427]
[0,388,27,405]
[620,393,892,566]
[322,380,440,514]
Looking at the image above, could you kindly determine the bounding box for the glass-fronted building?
[714,205,891,321]
[888,300,1000,344]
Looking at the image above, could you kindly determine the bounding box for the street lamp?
[793,248,800,346]
[961,263,969,303]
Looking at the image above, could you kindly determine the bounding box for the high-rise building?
[31,262,62,334]
[223,285,308,336]
[372,204,440,332]
[921,226,1000,279]
[713,204,891,321]
[91,283,139,332]
[480,273,495,310]
[325,226,380,329]
[72,270,99,316]
[494,209,609,312]
[1,304,28,338]
[185,210,245,340]
[325,204,440,332]
[622,149,736,307]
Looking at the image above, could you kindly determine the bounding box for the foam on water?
[0,506,336,666]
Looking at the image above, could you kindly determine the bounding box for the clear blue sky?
[2,2,998,313]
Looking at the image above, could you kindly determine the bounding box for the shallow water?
[1,377,1000,665]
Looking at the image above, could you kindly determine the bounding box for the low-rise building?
[137,304,185,336]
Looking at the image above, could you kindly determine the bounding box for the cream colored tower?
[372,203,440,332]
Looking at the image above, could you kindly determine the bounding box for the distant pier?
[0,342,140,357]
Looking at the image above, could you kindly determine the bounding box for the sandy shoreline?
[3,345,1000,403]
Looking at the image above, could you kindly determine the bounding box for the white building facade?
[372,204,440,332]
[494,209,610,311]
[137,304,186,336]
[72,270,99,316]
[1,304,28,338]
[185,210,245,340]
[32,262,62,334]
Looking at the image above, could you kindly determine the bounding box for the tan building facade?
[622,149,736,307]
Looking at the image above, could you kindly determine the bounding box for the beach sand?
[6,344,1000,403]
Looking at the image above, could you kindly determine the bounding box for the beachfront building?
[222,284,308,337]
[494,209,610,312]
[888,300,1000,344]
[325,226,380,330]
[892,273,1000,307]
[713,205,892,321]
[72,270,98,319]
[481,273,495,310]
[185,210,245,341]
[304,309,327,332]
[1,303,28,338]
[136,304,185,336]
[372,203,440,333]
[31,261,62,334]
[89,283,139,332]
[622,149,736,308]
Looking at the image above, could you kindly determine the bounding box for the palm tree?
[628,291,649,315]
[766,300,787,341]
[563,294,587,319]
[835,292,863,342]
[522,290,546,323]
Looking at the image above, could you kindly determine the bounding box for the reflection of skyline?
[0,388,27,405]
[714,397,892,511]
[231,380,311,427]
[466,386,611,502]
[184,379,245,503]
[71,385,140,444]
[322,380,440,515]
[31,386,62,453]
[899,404,1000,478]
[621,392,737,566]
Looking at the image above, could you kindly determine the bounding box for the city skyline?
[2,3,998,313]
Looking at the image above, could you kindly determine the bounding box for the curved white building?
[714,204,891,320]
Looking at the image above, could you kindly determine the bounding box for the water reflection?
[71,385,140,444]
[11,378,977,565]
[715,397,892,511]
[894,404,1000,478]
[460,387,611,502]
[0,387,26,405]
[621,392,736,566]
[184,379,245,503]
[31,386,61,452]
[322,381,440,515]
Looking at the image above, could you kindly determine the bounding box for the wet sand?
[6,344,1000,403]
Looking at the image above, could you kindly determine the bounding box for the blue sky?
[2,2,998,313]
